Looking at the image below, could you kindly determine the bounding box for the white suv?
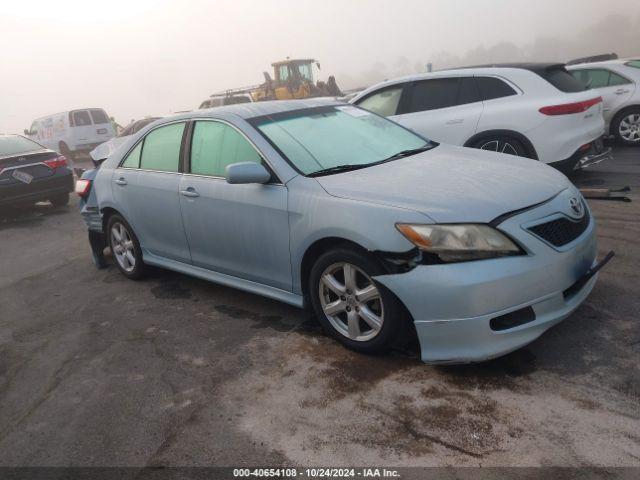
[351,64,609,173]
[567,58,640,145]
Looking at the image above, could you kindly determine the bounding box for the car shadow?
[0,201,69,229]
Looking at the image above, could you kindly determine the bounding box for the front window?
[356,87,403,117]
[190,121,262,177]
[72,110,92,126]
[297,63,313,82]
[251,105,431,176]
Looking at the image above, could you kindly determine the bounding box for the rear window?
[72,110,92,126]
[0,135,43,156]
[539,67,587,93]
[625,60,640,69]
[476,77,517,100]
[89,109,110,124]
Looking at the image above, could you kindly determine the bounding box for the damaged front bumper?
[373,190,603,364]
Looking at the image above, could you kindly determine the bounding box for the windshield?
[251,105,430,175]
[0,135,44,156]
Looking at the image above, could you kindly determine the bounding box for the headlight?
[396,223,521,262]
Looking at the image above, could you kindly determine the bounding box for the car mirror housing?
[225,162,271,184]
[23,129,30,135]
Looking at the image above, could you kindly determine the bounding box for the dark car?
[0,134,74,207]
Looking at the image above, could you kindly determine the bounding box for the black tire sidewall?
[472,136,528,157]
[309,247,404,354]
[50,193,69,207]
[612,109,640,146]
[107,214,146,280]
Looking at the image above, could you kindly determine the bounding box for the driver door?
[178,120,292,291]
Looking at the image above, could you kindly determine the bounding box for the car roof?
[454,62,566,73]
[566,58,640,68]
[167,97,342,122]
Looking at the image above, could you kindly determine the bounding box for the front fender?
[287,176,429,294]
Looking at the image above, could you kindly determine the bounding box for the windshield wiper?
[382,145,433,162]
[308,164,371,177]
[308,144,434,177]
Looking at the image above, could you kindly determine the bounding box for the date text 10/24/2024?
[233,468,401,478]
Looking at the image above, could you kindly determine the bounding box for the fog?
[1,0,639,133]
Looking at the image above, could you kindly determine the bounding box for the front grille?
[528,208,590,247]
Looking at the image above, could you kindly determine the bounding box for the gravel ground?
[0,147,638,470]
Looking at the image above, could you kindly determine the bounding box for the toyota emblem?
[569,197,584,218]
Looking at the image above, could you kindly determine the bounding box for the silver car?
[568,58,640,145]
[79,98,610,364]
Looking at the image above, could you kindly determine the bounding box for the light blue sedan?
[78,98,611,363]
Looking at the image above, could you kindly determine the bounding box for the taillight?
[539,97,602,116]
[44,155,68,169]
[75,179,92,198]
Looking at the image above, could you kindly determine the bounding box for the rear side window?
[406,78,460,112]
[190,121,261,177]
[89,109,109,124]
[539,68,586,92]
[73,110,92,126]
[475,77,517,101]
[140,123,185,172]
[121,142,142,168]
[356,87,403,117]
[625,60,640,69]
[570,69,631,88]
[0,135,43,156]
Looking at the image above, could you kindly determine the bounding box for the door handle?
[180,187,200,198]
[115,177,127,186]
[446,118,464,125]
[614,88,629,95]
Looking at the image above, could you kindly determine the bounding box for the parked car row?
[77,98,613,364]
[350,63,612,173]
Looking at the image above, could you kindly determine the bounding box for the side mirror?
[23,129,30,136]
[225,162,271,185]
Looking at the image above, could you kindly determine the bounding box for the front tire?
[107,214,146,280]
[309,247,406,354]
[471,136,529,157]
[612,108,640,145]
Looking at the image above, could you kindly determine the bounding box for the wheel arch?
[299,237,371,306]
[464,129,538,160]
[610,104,640,135]
[300,236,420,354]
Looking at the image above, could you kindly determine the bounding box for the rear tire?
[107,214,147,280]
[471,136,529,157]
[612,108,640,146]
[50,193,69,207]
[309,247,406,354]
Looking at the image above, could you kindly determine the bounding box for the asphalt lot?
[0,147,638,469]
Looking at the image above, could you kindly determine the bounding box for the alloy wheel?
[619,114,640,143]
[318,262,384,342]
[110,222,136,272]
[479,139,519,156]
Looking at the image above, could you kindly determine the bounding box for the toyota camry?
[77,98,611,363]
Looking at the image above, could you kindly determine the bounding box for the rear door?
[69,110,96,151]
[112,121,191,263]
[391,77,483,145]
[88,109,116,143]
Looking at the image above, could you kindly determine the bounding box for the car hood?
[314,144,570,223]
